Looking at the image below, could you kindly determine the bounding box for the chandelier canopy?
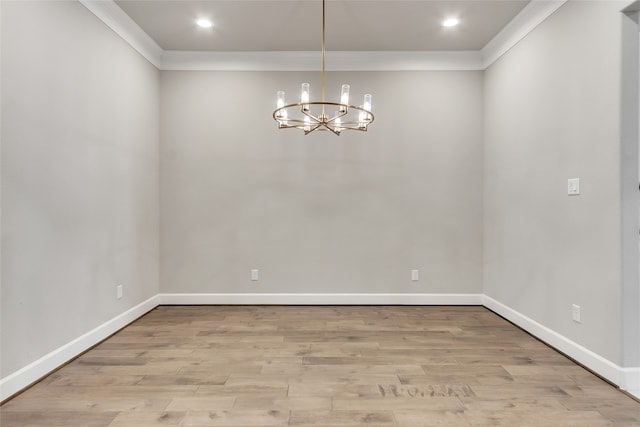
[272,0,374,136]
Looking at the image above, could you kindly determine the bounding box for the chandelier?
[272,0,374,136]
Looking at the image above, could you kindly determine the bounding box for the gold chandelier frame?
[273,0,374,135]
[273,101,375,136]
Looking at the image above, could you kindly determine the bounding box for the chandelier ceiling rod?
[321,0,326,107]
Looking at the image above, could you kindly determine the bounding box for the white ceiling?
[81,0,566,70]
[114,0,530,52]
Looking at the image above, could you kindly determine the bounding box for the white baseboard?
[0,295,159,402]
[482,295,630,387]
[158,292,483,306]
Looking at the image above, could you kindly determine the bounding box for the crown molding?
[482,0,568,68]
[160,50,483,71]
[80,0,567,71]
[622,1,640,13]
[79,0,163,68]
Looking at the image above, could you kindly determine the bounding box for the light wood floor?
[1,305,639,426]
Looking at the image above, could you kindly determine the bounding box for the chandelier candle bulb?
[359,94,372,129]
[301,83,310,111]
[335,117,342,132]
[275,91,288,126]
[363,94,372,111]
[340,84,350,112]
[276,91,286,108]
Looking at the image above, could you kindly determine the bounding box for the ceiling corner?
[79,0,163,69]
[481,0,568,69]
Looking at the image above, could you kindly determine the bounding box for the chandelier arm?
[304,123,323,135]
[322,123,342,136]
[278,119,314,125]
[300,106,322,124]
[326,109,348,123]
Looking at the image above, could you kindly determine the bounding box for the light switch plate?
[568,178,580,195]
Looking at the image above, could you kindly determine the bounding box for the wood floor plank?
[164,396,236,411]
[287,383,383,398]
[0,411,119,426]
[394,409,614,427]
[1,305,638,427]
[1,397,171,412]
[195,384,289,397]
[181,409,289,426]
[289,410,396,426]
[232,396,332,411]
[332,397,465,411]
[260,363,425,376]
[106,411,186,427]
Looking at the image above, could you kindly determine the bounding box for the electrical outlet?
[117,285,123,300]
[251,269,259,281]
[568,178,580,195]
[572,304,581,323]
[411,269,419,281]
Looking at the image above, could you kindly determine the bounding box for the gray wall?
[484,1,628,364]
[160,71,484,294]
[3,0,637,387]
[1,1,160,377]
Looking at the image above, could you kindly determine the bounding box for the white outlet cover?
[572,304,581,323]
[568,178,580,195]
[251,269,259,281]
[411,270,419,281]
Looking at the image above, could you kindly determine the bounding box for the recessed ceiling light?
[442,18,459,28]
[196,18,213,28]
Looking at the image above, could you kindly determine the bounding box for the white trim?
[160,51,484,71]
[0,295,159,402]
[159,293,483,306]
[481,0,567,68]
[78,0,163,68]
[78,0,562,72]
[482,295,624,386]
